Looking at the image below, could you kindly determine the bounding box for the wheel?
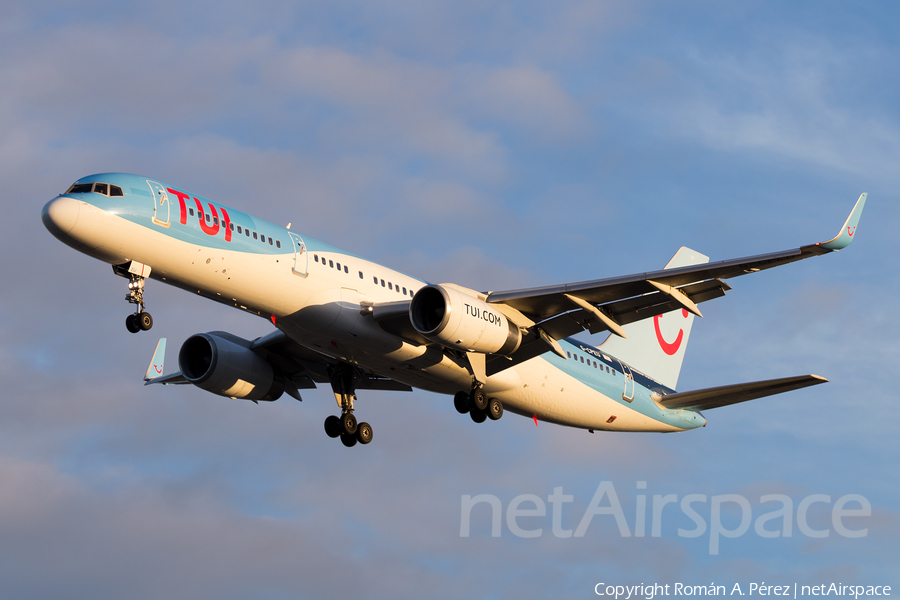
[341,412,358,435]
[139,312,153,331]
[125,314,140,333]
[487,397,503,420]
[454,391,470,414]
[340,432,358,447]
[470,408,487,423]
[356,422,373,445]
[469,388,488,411]
[324,415,342,438]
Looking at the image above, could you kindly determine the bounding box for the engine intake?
[409,284,521,355]
[178,333,284,401]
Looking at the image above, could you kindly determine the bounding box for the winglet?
[144,338,167,381]
[819,193,867,251]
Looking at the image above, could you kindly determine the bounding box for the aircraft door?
[618,360,635,402]
[147,180,170,227]
[288,232,309,276]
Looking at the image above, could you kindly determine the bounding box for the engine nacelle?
[409,284,521,355]
[178,333,284,401]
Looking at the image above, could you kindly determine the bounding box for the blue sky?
[1,1,898,598]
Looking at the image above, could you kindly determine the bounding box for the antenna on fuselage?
[287,223,291,229]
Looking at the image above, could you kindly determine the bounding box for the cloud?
[642,37,900,186]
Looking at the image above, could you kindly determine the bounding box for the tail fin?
[599,247,708,389]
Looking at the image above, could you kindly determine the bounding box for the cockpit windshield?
[66,182,124,196]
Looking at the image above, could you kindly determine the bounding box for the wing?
[652,374,828,411]
[144,330,413,399]
[361,195,866,378]
[485,193,867,341]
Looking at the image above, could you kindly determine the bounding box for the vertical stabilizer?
[599,247,708,390]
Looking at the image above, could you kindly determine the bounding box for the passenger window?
[336,262,341,270]
[359,271,364,279]
[189,208,194,217]
[110,185,123,196]
[269,238,273,245]
[580,356,585,363]
[94,183,109,195]
[402,287,407,294]
[261,235,266,243]
[229,223,234,231]
[410,290,414,297]
[566,352,571,358]
[237,225,242,234]
[314,255,319,262]
[252,232,257,240]
[388,282,392,290]
[276,240,281,248]
[344,266,349,273]
[245,229,250,237]
[373,276,378,284]
[214,217,218,225]
[381,279,385,287]
[329,260,334,268]
[606,366,610,373]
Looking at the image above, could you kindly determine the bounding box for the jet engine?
[178,332,284,400]
[409,284,521,355]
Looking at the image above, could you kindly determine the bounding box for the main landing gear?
[324,364,373,447]
[124,274,153,334]
[324,413,373,447]
[454,387,503,424]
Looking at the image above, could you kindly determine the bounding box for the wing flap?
[653,374,828,411]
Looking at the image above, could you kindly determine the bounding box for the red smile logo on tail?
[848,226,856,237]
[654,309,689,355]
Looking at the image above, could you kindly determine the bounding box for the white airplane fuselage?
[42,173,710,434]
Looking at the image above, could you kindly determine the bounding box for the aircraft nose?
[42,195,80,238]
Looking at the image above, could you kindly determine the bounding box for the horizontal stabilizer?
[653,374,828,411]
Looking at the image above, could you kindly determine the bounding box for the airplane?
[42,173,867,447]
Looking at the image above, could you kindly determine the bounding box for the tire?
[341,412,358,436]
[469,388,488,411]
[324,415,342,438]
[340,433,358,447]
[125,314,140,333]
[139,312,153,331]
[470,408,487,423]
[453,392,470,414]
[356,422,373,445]
[487,397,503,421]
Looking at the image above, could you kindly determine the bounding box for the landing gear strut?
[323,363,373,447]
[122,271,152,333]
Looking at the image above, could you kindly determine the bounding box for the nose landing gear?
[124,275,153,333]
[114,262,154,334]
